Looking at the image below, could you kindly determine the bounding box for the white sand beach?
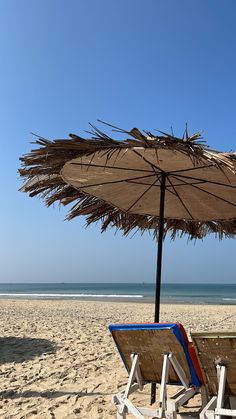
[0,300,235,418]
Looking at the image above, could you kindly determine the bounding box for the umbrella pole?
[151,172,166,405]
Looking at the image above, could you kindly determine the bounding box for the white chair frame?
[200,364,236,419]
[113,352,200,419]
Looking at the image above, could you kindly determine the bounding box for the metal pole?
[154,172,166,323]
[151,172,166,405]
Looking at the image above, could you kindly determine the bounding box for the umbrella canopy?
[61,146,236,226]
[19,122,236,240]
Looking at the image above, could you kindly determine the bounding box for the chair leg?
[199,396,217,419]
[113,353,145,419]
[215,365,226,419]
[113,395,127,419]
[159,354,169,417]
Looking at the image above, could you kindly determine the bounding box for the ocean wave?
[0,293,143,299]
[223,298,236,301]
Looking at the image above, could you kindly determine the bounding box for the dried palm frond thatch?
[19,121,236,239]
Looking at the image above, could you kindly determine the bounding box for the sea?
[0,283,235,304]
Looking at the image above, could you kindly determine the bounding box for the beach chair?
[109,323,203,419]
[192,331,236,418]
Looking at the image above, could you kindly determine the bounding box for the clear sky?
[1,0,235,283]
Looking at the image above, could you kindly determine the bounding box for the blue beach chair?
[109,323,204,419]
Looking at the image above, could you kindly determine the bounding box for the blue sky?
[1,0,235,283]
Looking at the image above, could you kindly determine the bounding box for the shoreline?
[0,296,236,305]
[0,283,236,306]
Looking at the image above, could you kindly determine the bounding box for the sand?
[0,300,235,418]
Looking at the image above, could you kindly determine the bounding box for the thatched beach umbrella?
[19,121,236,321]
[19,121,236,403]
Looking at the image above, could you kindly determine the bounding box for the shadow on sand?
[0,389,112,399]
[0,337,56,363]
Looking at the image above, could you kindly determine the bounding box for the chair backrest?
[191,331,236,396]
[109,323,201,386]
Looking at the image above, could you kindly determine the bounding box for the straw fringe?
[19,123,236,239]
